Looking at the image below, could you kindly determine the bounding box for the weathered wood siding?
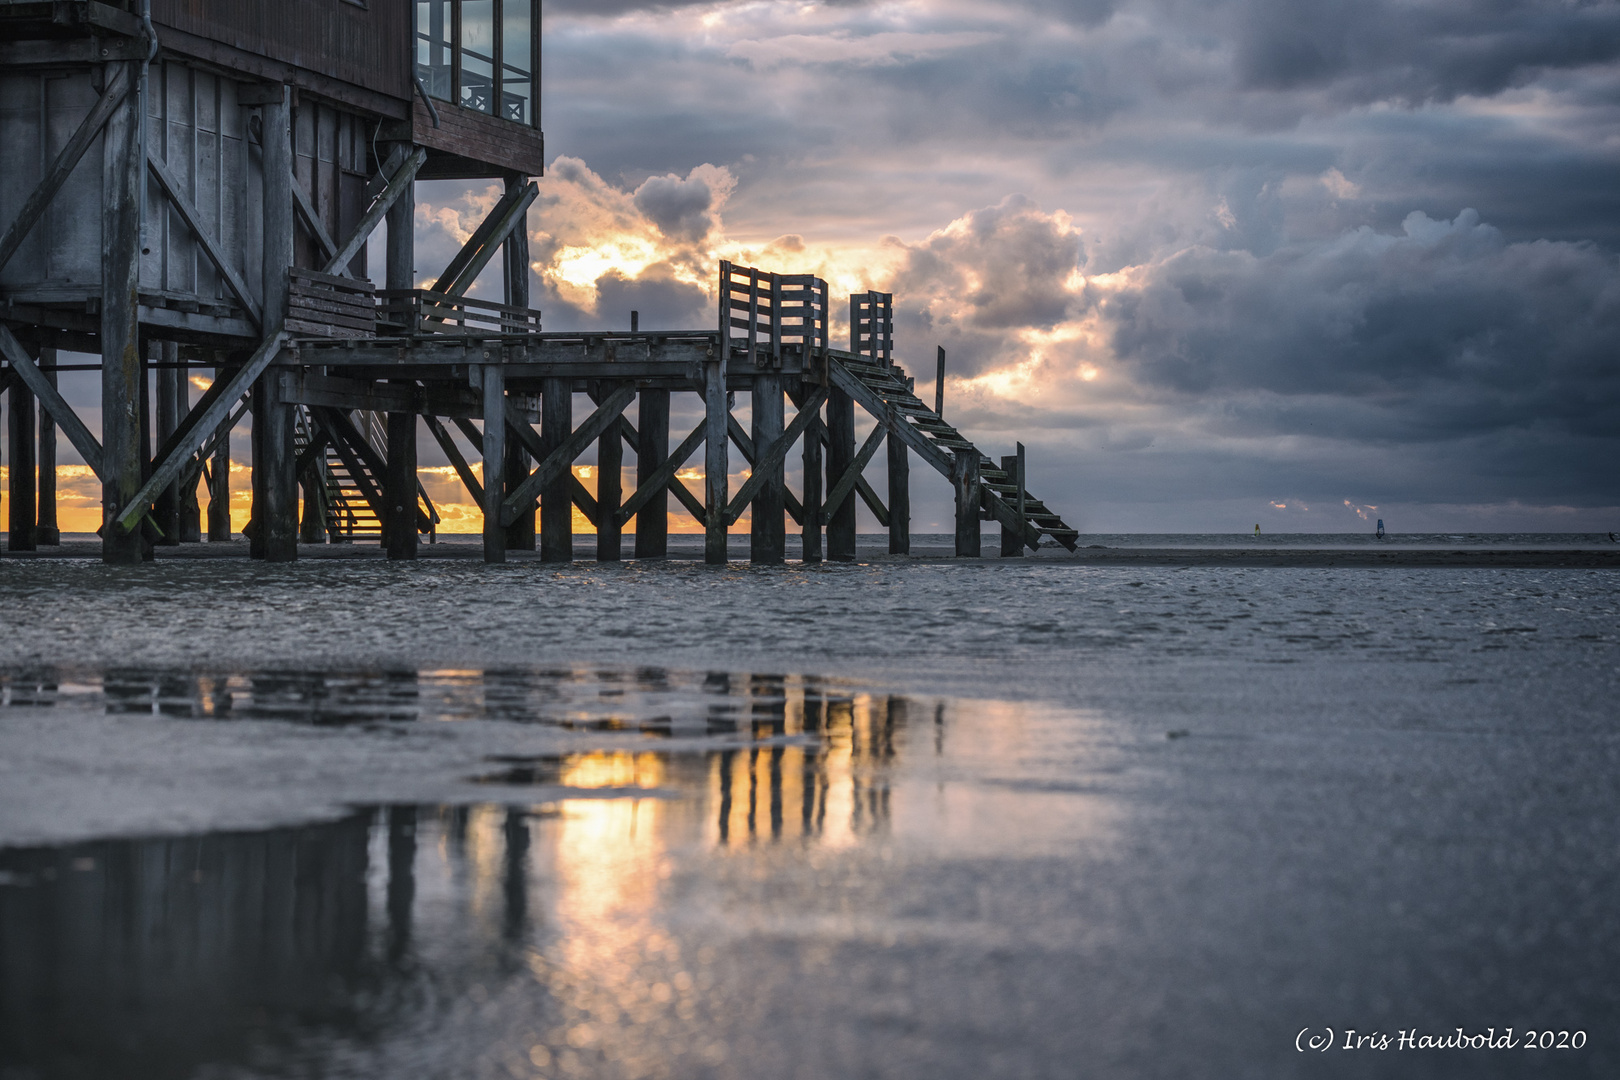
[151,0,412,102]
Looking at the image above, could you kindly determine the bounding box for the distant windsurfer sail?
[1254,524,1260,538]
[1376,519,1385,539]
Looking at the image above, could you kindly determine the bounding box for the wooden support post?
[798,388,822,563]
[153,343,181,545]
[36,351,59,545]
[540,377,572,563]
[8,373,36,551]
[100,59,144,565]
[385,402,418,560]
[704,352,729,565]
[935,346,947,418]
[260,87,297,563]
[635,389,669,559]
[501,176,536,551]
[1000,453,1022,557]
[299,418,326,545]
[480,365,506,563]
[596,385,623,562]
[888,411,910,555]
[953,448,982,558]
[207,366,232,541]
[750,374,785,564]
[249,378,265,558]
[826,386,857,561]
[178,364,201,543]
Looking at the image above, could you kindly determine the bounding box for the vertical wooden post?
[540,376,572,563]
[100,59,144,565]
[480,365,506,563]
[634,388,669,558]
[1017,441,1027,551]
[596,385,623,561]
[385,403,418,560]
[750,374,784,564]
[8,373,37,551]
[500,173,535,551]
[299,428,326,545]
[1000,453,1022,557]
[888,410,909,555]
[153,342,180,545]
[705,266,730,565]
[207,404,231,541]
[935,346,946,418]
[260,87,297,563]
[800,389,822,564]
[953,449,981,558]
[177,361,201,543]
[36,350,59,545]
[826,387,856,561]
[248,388,265,558]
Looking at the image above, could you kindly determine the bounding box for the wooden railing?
[376,288,543,336]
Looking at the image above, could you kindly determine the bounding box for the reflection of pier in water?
[0,665,929,1077]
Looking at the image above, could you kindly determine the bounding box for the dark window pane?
[460,0,496,115]
[416,1,453,101]
[500,1,533,125]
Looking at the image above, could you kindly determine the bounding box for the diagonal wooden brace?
[726,386,828,525]
[500,383,636,528]
[147,150,265,327]
[291,171,343,272]
[0,323,103,479]
[616,422,705,527]
[0,65,131,275]
[431,182,539,298]
[820,416,887,525]
[323,146,426,276]
[426,415,483,504]
[113,330,288,534]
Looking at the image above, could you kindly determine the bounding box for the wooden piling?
[153,342,180,545]
[634,388,669,559]
[540,377,572,563]
[750,374,785,564]
[501,173,536,551]
[385,401,418,560]
[480,365,506,563]
[260,87,297,563]
[596,385,623,561]
[952,448,981,558]
[35,350,59,545]
[8,372,36,551]
[207,405,232,541]
[1000,454,1022,557]
[935,346,946,418]
[826,387,857,561]
[798,388,822,563]
[705,291,729,565]
[177,357,202,543]
[100,59,144,565]
[888,410,909,555]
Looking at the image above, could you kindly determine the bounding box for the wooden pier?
[0,0,1078,565]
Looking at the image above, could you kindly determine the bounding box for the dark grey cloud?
[633,172,720,242]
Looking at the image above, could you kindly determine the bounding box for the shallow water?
[1,560,1617,1078]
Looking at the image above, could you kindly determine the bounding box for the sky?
[6,0,1619,537]
[413,0,1620,534]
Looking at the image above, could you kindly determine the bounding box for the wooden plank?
[426,415,483,505]
[667,475,706,523]
[480,366,507,562]
[0,325,103,479]
[569,474,600,528]
[0,65,131,276]
[147,150,264,329]
[826,359,952,476]
[792,385,822,563]
[854,474,890,529]
[706,280,730,564]
[953,449,981,558]
[8,377,37,550]
[826,384,856,560]
[100,68,146,562]
[385,404,418,560]
[634,389,669,557]
[596,386,624,561]
[431,182,538,298]
[889,413,910,555]
[501,383,637,530]
[1000,453,1022,557]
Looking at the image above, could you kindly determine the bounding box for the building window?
[415,0,538,127]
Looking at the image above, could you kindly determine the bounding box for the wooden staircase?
[830,352,1080,551]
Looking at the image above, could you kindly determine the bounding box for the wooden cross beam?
[0,65,131,275]
[426,415,483,504]
[113,330,288,534]
[499,383,637,528]
[0,324,103,478]
[180,401,250,491]
[146,150,265,328]
[291,170,344,273]
[726,386,828,525]
[323,146,426,277]
[616,422,705,527]
[431,182,539,298]
[821,416,887,525]
[726,413,806,525]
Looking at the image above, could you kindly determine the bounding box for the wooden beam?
[291,168,343,271]
[668,475,706,522]
[821,418,886,525]
[113,331,288,534]
[569,473,600,527]
[826,384,856,561]
[431,182,538,298]
[426,415,483,505]
[100,63,144,563]
[0,324,103,478]
[501,383,637,529]
[826,359,952,475]
[728,386,828,526]
[617,421,704,527]
[953,448,981,558]
[323,146,427,277]
[706,275,729,564]
[480,366,506,562]
[595,386,623,561]
[634,389,669,557]
[8,376,37,550]
[889,411,910,554]
[539,377,572,562]
[147,150,265,327]
[0,65,131,275]
[311,408,385,522]
[727,411,805,524]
